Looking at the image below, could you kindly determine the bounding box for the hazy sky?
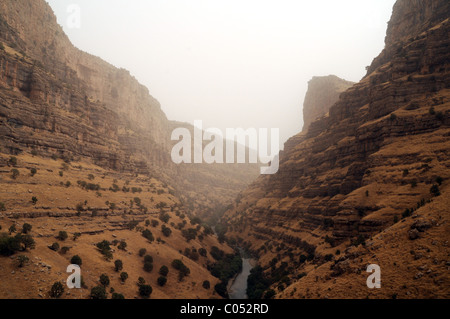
[46,0,396,146]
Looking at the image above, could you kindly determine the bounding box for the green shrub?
[96,240,113,260]
[202,280,210,289]
[118,240,127,251]
[161,225,172,237]
[0,202,6,212]
[114,259,123,272]
[49,242,60,252]
[120,272,128,282]
[142,229,154,242]
[199,248,207,257]
[143,261,153,273]
[50,282,64,298]
[139,285,152,298]
[22,223,32,234]
[57,231,68,241]
[90,286,107,299]
[138,248,146,257]
[60,246,70,254]
[112,292,125,299]
[31,197,38,205]
[157,276,167,286]
[99,274,110,287]
[137,277,146,286]
[30,168,37,176]
[70,255,82,266]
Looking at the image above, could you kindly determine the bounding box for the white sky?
[46,0,396,146]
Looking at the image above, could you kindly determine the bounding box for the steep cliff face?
[222,0,450,298]
[0,0,258,218]
[302,75,354,131]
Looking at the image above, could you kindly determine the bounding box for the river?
[228,257,255,299]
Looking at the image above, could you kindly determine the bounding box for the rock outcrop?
[302,75,354,131]
[222,0,450,298]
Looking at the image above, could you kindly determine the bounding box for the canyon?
[221,0,450,299]
[0,0,449,300]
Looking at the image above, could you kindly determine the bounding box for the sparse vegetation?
[31,196,38,205]
[202,280,210,289]
[161,225,172,237]
[144,262,153,273]
[70,255,82,266]
[159,265,169,277]
[90,286,107,299]
[138,248,147,257]
[112,292,125,299]
[142,229,154,242]
[138,284,152,298]
[114,259,123,272]
[0,202,6,212]
[49,242,60,252]
[57,231,68,241]
[30,168,37,176]
[96,240,113,260]
[157,276,167,286]
[99,274,110,287]
[50,282,65,298]
[22,223,32,234]
[120,272,128,283]
[118,240,127,251]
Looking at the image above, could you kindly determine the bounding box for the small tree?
[120,272,128,282]
[22,223,32,234]
[159,265,169,277]
[157,276,167,287]
[99,274,110,287]
[49,242,60,252]
[50,282,65,298]
[30,168,37,176]
[202,280,210,289]
[138,248,146,257]
[144,255,153,264]
[139,285,152,298]
[90,286,107,299]
[118,240,127,251]
[31,197,38,205]
[144,261,153,273]
[112,292,125,299]
[114,259,123,272]
[137,277,146,286]
[70,255,82,266]
[57,231,68,241]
